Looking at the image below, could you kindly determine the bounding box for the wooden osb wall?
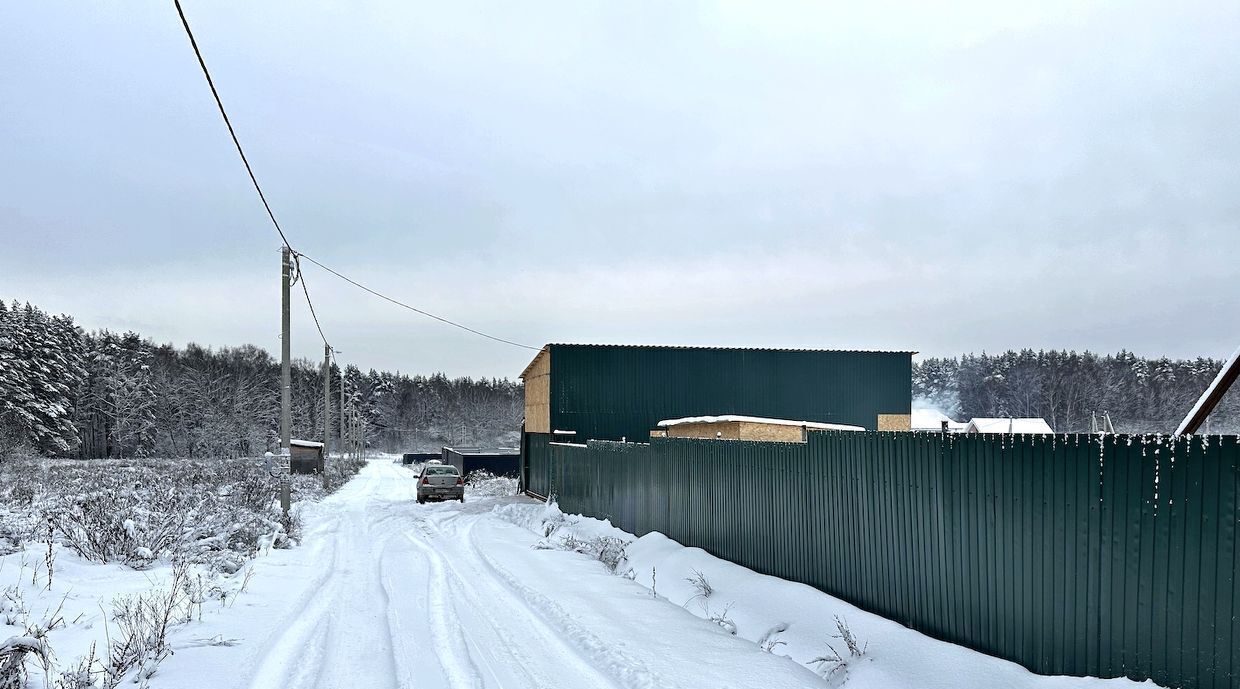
[523,349,551,433]
[877,413,912,431]
[737,422,805,442]
[666,422,742,440]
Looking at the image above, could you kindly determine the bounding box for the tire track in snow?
[243,516,344,689]
[400,524,485,689]
[462,521,660,689]
[405,520,562,689]
[245,465,398,689]
[413,513,641,689]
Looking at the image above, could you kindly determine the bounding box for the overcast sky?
[2,1,1238,378]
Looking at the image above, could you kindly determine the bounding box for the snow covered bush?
[0,586,25,627]
[809,616,868,684]
[0,454,368,572]
[99,564,190,688]
[0,635,49,689]
[465,470,518,498]
[685,569,713,601]
[537,533,630,573]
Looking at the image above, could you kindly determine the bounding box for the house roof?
[963,418,1054,434]
[290,439,324,448]
[911,408,967,431]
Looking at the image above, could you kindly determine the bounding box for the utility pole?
[322,343,332,488]
[339,367,346,455]
[280,246,292,454]
[323,344,332,453]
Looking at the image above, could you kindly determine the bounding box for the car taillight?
[421,477,429,485]
[456,477,463,486]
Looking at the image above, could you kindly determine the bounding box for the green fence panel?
[522,430,1240,689]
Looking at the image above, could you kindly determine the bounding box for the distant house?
[963,417,1054,434]
[911,409,967,432]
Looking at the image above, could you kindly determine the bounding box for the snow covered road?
[157,459,823,689]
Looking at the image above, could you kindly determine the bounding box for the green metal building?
[520,343,913,443]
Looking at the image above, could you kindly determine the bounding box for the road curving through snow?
[155,458,824,689]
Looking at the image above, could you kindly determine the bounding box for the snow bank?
[493,500,1160,689]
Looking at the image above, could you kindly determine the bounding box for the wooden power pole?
[280,246,292,454]
[339,367,346,455]
[323,344,332,454]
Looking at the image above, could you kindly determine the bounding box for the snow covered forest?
[4,299,1237,462]
[914,350,1239,433]
[0,300,523,460]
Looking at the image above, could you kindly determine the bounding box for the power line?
[174,0,536,353]
[296,252,540,351]
[292,253,331,348]
[175,0,292,250]
[176,0,330,351]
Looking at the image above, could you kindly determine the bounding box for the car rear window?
[426,466,458,476]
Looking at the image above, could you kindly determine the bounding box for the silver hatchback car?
[416,463,464,504]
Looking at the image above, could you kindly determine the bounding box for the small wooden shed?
[289,439,325,475]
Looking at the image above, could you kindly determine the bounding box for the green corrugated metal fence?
[526,430,1240,689]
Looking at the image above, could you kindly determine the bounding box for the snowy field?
[3,458,1162,688]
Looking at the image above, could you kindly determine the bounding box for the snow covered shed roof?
[657,415,865,432]
[911,409,967,431]
[290,439,324,449]
[963,418,1054,434]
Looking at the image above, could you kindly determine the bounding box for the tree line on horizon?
[0,299,523,460]
[4,299,1238,458]
[913,349,1238,433]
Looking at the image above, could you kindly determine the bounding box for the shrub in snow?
[55,646,99,689]
[0,635,49,689]
[705,602,738,636]
[685,569,713,601]
[100,562,191,688]
[0,587,25,627]
[758,624,788,654]
[542,533,630,573]
[465,470,518,498]
[0,594,62,689]
[0,455,368,572]
[809,616,868,685]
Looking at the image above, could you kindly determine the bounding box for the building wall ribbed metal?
[546,344,912,441]
[525,430,1240,689]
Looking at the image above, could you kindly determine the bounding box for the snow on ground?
[496,501,1159,689]
[6,458,1163,688]
[150,459,825,689]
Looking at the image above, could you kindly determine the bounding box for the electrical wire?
[174,0,292,250]
[292,253,331,349]
[296,252,540,351]
[175,0,536,353]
